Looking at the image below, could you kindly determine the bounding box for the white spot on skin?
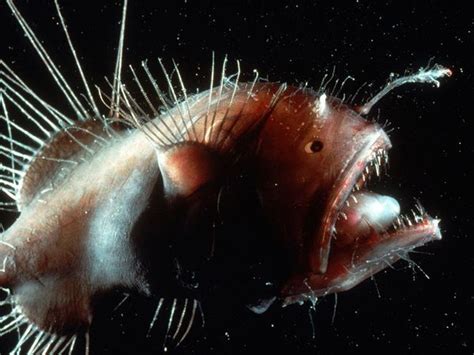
[313,93,328,118]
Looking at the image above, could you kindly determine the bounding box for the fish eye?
[305,140,324,153]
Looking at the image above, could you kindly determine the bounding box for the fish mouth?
[284,128,442,304]
[329,127,442,252]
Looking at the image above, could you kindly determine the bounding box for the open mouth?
[333,128,441,243]
[284,128,442,304]
[332,129,442,251]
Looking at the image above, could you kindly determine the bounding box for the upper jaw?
[308,128,392,274]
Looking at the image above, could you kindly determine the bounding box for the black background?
[0,1,472,354]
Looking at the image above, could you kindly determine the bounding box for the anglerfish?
[0,0,451,353]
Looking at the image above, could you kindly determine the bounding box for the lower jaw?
[281,217,441,306]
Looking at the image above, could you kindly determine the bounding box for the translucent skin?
[0,83,441,333]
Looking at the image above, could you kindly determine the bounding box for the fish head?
[253,86,441,305]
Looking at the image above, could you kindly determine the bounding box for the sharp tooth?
[396,217,402,226]
[340,212,348,220]
[402,215,412,226]
[414,215,423,223]
[375,163,380,176]
[415,203,425,216]
[350,195,358,203]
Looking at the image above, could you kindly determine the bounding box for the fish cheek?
[255,154,324,269]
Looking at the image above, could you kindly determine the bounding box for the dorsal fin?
[17,120,116,209]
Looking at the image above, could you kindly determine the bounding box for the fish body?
[0,1,450,352]
[0,81,444,333]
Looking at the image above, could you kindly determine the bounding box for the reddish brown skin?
[253,91,375,273]
[0,82,439,335]
[17,120,108,208]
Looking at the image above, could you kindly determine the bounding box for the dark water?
[0,1,471,354]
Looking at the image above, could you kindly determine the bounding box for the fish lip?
[309,127,393,274]
[329,127,393,223]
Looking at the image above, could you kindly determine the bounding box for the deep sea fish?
[0,0,451,353]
